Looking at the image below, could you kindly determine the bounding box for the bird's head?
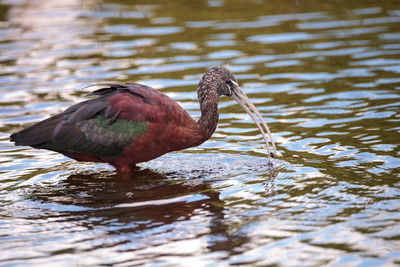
[198,66,238,98]
[198,66,277,160]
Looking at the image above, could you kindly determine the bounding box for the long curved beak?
[230,83,277,160]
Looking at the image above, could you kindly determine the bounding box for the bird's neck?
[197,91,219,140]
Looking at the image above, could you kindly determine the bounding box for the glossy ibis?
[10,66,277,178]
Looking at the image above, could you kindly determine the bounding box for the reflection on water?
[1,0,400,265]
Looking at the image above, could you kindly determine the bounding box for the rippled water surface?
[1,0,400,266]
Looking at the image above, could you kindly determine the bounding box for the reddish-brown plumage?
[10,66,277,178]
[62,84,208,177]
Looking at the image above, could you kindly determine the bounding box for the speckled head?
[198,66,238,99]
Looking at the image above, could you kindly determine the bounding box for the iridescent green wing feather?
[73,113,149,157]
[10,83,154,158]
[47,86,150,158]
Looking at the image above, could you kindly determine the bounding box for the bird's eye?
[229,79,239,87]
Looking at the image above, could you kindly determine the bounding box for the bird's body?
[11,66,276,178]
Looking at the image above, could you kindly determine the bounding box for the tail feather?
[10,113,63,147]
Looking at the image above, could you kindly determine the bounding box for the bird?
[10,66,277,178]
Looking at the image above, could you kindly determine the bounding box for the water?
[1,0,400,266]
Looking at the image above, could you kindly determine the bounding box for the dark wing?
[10,83,165,158]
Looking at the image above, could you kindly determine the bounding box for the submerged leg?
[114,164,137,179]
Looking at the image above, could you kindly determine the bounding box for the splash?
[141,153,285,180]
